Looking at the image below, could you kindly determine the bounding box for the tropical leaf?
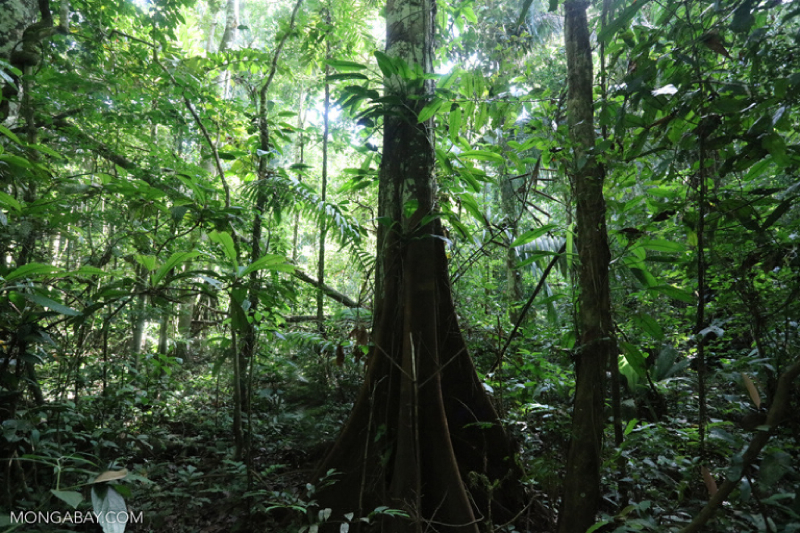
[152,251,201,286]
[5,263,61,281]
[30,293,81,316]
[240,254,293,277]
[209,230,239,269]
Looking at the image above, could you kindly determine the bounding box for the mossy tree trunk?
[557,2,615,533]
[312,0,525,531]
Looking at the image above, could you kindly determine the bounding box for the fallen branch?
[51,118,139,172]
[679,358,800,533]
[292,269,361,309]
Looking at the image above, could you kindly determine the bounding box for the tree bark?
[0,0,37,123]
[217,0,239,52]
[312,0,525,530]
[558,2,614,533]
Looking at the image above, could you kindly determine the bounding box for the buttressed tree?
[312,0,526,530]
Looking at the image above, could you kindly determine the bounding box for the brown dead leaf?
[741,373,761,409]
[701,465,718,497]
[92,468,128,484]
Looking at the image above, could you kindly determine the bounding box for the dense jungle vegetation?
[1,0,799,531]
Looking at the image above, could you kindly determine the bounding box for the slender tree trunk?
[217,0,239,98]
[218,0,239,51]
[500,174,523,322]
[557,3,614,533]
[316,9,330,331]
[292,89,305,264]
[157,310,169,355]
[313,0,525,530]
[231,327,244,460]
[131,263,147,363]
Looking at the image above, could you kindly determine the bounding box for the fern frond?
[244,170,366,249]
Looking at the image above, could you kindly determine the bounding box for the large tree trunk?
[0,0,37,123]
[312,0,525,531]
[557,2,615,533]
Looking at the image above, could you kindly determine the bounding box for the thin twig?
[489,242,567,373]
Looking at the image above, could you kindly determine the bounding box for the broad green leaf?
[564,223,574,275]
[655,346,688,380]
[760,451,791,487]
[51,489,83,509]
[134,254,157,272]
[457,168,481,192]
[30,293,81,316]
[648,186,680,198]
[176,174,207,204]
[29,143,63,159]
[459,150,504,164]
[210,230,238,269]
[459,193,486,224]
[230,297,251,332]
[152,251,200,286]
[462,5,478,23]
[516,0,534,26]
[66,266,106,277]
[0,125,23,145]
[449,106,462,145]
[586,521,612,533]
[762,197,794,230]
[515,250,559,269]
[731,2,755,33]
[641,238,685,253]
[620,341,647,376]
[326,73,369,82]
[325,59,368,71]
[5,263,60,281]
[511,224,559,248]
[633,313,664,341]
[619,350,643,390]
[627,265,658,287]
[418,98,445,123]
[598,0,652,43]
[0,190,22,212]
[240,254,293,277]
[762,133,789,167]
[0,154,33,169]
[374,51,396,78]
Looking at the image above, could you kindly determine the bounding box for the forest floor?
[5,345,799,533]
